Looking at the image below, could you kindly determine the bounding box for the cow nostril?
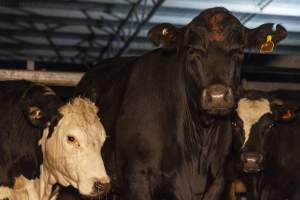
[94,181,111,194]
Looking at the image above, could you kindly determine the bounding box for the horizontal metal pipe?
[0,69,84,86]
[0,69,299,90]
[243,79,300,91]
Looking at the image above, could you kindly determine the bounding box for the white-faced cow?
[0,81,110,200]
[74,7,287,200]
[232,90,300,200]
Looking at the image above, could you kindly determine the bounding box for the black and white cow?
[74,7,287,200]
[0,81,110,200]
[232,90,300,200]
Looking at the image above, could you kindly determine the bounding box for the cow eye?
[67,135,80,147]
[232,121,242,129]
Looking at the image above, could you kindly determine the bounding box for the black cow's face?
[183,24,244,115]
[148,7,287,116]
[234,97,297,173]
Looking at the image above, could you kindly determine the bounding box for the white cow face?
[234,97,297,173]
[39,97,110,197]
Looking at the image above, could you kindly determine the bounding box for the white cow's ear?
[24,105,45,127]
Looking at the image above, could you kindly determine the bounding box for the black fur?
[74,7,287,200]
[233,90,300,200]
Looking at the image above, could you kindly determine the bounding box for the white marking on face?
[40,97,110,197]
[236,98,271,146]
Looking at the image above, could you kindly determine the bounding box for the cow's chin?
[242,161,263,174]
[77,181,95,197]
[204,107,233,116]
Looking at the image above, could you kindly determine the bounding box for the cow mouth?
[242,163,263,174]
[241,153,264,174]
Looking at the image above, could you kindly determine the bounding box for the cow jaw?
[40,97,110,197]
[236,98,271,146]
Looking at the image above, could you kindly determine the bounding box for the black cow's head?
[232,97,298,173]
[148,7,287,116]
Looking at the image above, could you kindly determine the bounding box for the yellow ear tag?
[260,35,274,53]
[162,28,169,36]
[282,109,294,120]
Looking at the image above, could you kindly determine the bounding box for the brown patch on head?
[209,13,225,41]
[188,7,243,42]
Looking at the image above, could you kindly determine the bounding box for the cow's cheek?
[59,136,81,184]
[77,148,109,196]
[43,131,71,186]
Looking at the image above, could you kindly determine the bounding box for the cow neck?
[7,127,59,200]
[183,81,231,159]
[9,166,58,200]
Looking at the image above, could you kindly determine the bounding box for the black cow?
[232,90,300,200]
[74,7,287,200]
[0,80,110,199]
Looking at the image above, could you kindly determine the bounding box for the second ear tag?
[281,109,294,121]
[260,35,274,53]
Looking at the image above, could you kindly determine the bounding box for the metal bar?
[0,28,150,42]
[0,13,104,27]
[116,0,165,57]
[99,0,165,59]
[26,60,34,70]
[243,80,300,91]
[240,0,273,24]
[242,66,300,83]
[3,0,300,17]
[0,49,144,63]
[0,64,300,87]
[0,69,84,86]
[99,0,143,58]
[0,42,100,52]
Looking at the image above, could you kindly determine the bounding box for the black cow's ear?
[147,23,178,47]
[24,106,45,127]
[246,23,287,53]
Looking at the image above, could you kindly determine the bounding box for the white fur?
[236,98,271,146]
[0,97,110,200]
[0,186,12,199]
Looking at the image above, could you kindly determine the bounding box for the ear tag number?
[260,35,274,53]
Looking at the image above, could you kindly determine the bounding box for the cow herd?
[0,7,298,200]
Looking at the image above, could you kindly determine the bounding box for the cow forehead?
[189,7,243,42]
[57,97,105,142]
[236,98,272,145]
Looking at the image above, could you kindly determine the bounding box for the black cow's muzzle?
[241,152,264,173]
[201,84,235,115]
